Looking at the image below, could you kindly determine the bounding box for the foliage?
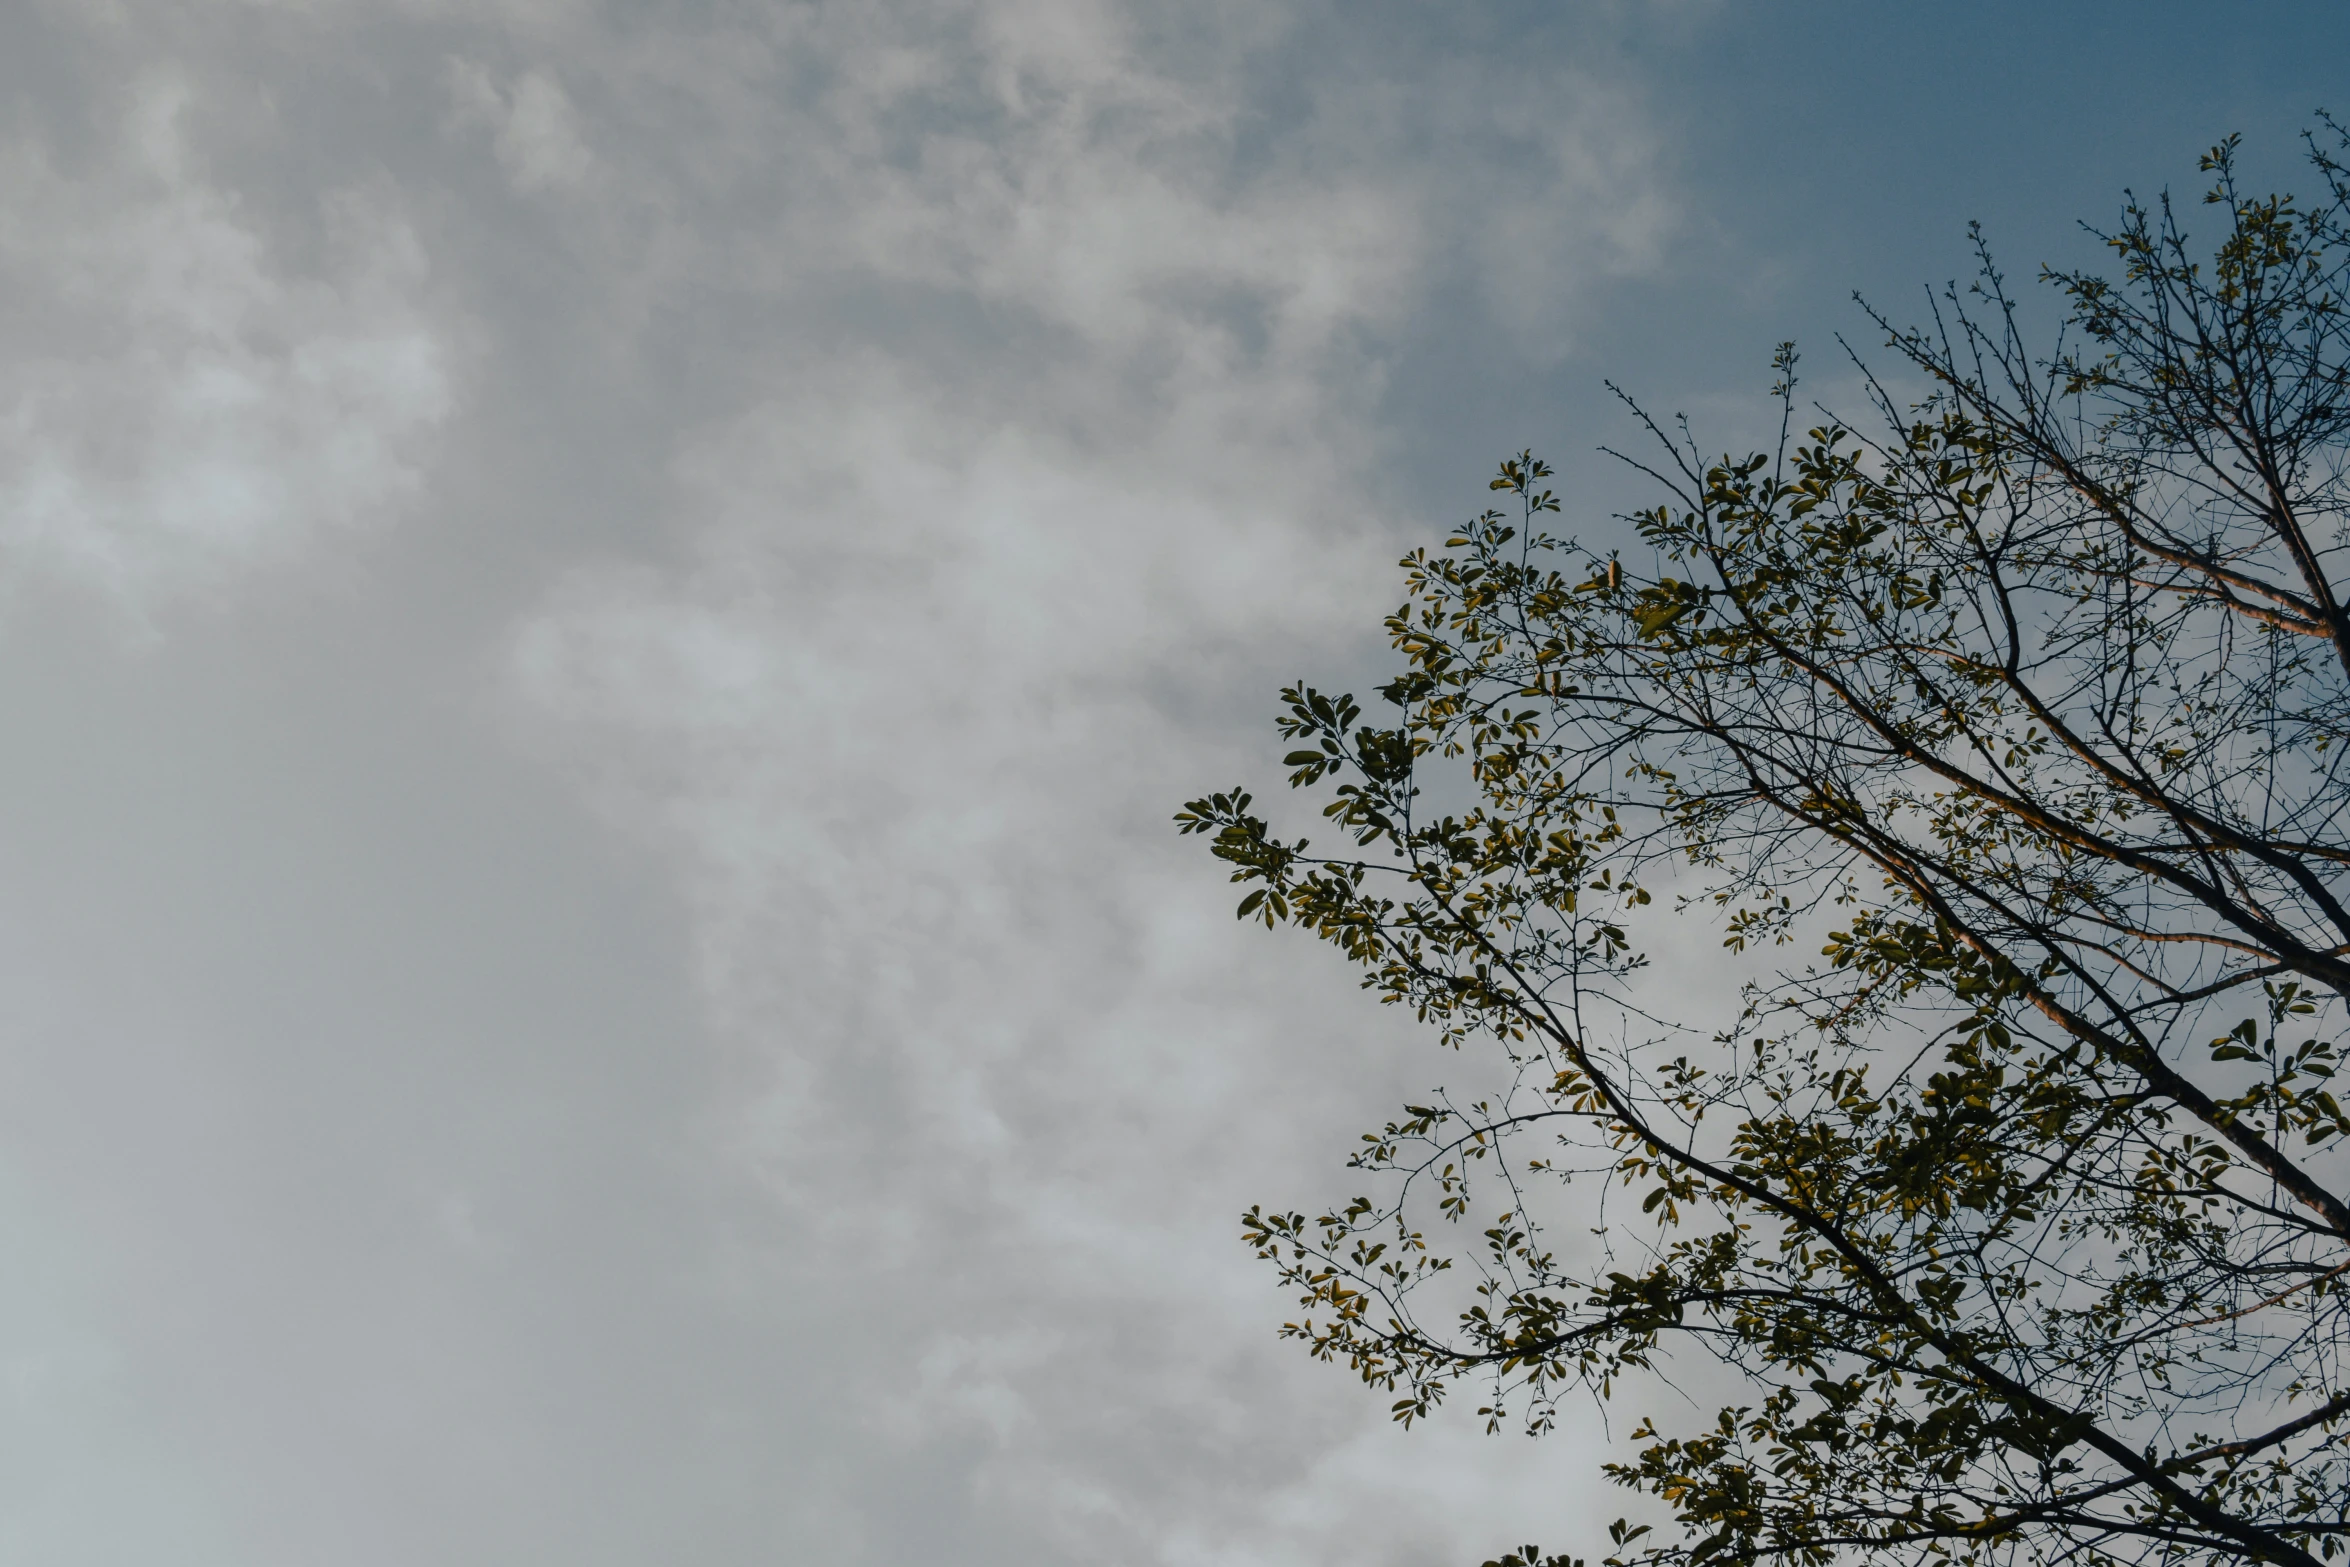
[1181,125,2350,1567]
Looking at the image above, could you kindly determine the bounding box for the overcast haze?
[1,4,2345,1563]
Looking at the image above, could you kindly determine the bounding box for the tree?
[1180,124,2350,1567]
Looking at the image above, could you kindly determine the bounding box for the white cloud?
[447,61,595,192]
[0,75,453,615]
[504,4,1674,1557]
[509,389,1615,1555]
[0,2,1683,1560]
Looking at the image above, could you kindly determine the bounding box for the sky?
[0,3,2344,1564]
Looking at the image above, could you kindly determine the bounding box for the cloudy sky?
[0,4,2343,1563]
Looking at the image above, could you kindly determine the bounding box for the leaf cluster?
[1184,126,2350,1567]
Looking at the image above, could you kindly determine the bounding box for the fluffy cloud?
[506,3,1670,1558]
[510,355,1615,1567]
[0,2,1676,1561]
[447,62,595,193]
[0,74,453,614]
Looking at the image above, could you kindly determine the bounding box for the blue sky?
[0,4,2342,1564]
